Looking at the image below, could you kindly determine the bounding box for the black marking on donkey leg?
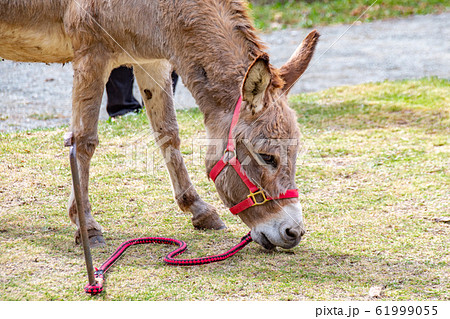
[144,89,152,100]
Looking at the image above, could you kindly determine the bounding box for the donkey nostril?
[285,227,300,239]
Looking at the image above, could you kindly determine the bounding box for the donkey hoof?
[89,235,106,248]
[192,213,226,230]
[75,229,106,248]
[189,200,227,230]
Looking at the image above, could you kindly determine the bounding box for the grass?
[249,0,449,30]
[0,77,449,300]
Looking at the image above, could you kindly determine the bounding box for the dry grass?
[0,78,448,300]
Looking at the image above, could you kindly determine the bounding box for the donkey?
[0,0,319,250]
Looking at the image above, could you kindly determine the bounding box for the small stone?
[369,286,384,298]
[432,217,450,224]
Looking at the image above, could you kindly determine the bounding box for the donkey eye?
[258,153,277,168]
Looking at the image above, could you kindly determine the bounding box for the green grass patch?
[249,0,449,30]
[0,78,449,300]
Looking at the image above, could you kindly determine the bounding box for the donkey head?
[207,31,319,249]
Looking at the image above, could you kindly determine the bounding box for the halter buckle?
[248,190,269,206]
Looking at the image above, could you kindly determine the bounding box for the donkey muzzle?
[251,202,305,249]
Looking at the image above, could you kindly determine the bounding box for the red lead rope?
[84,96,297,295]
[84,232,252,295]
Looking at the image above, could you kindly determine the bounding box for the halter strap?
[209,96,298,215]
[226,96,243,152]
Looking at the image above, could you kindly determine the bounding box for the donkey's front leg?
[134,61,225,230]
[68,53,111,247]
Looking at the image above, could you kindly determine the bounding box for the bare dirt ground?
[0,13,449,132]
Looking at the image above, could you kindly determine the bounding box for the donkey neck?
[170,36,261,119]
[173,51,251,143]
[163,1,267,132]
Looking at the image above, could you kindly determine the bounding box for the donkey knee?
[154,129,181,150]
[74,134,99,159]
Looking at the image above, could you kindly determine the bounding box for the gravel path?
[1,13,449,132]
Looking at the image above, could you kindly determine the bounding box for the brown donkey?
[0,0,319,249]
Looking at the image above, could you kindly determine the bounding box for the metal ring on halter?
[223,148,237,161]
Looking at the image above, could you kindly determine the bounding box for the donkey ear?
[241,54,272,114]
[279,30,319,94]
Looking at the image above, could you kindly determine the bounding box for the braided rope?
[84,232,252,295]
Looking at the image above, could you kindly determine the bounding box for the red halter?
[209,96,299,215]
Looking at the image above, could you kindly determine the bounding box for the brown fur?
[0,0,319,244]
